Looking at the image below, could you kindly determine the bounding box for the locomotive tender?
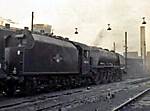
[0,28,125,95]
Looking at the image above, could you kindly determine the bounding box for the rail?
[112,88,150,111]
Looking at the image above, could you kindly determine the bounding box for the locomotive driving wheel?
[4,79,17,96]
[102,71,108,83]
[92,71,101,85]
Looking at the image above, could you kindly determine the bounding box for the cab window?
[84,50,89,58]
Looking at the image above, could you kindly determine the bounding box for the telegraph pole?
[125,32,128,70]
[31,12,34,32]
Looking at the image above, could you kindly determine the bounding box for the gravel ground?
[0,78,150,111]
[65,81,150,111]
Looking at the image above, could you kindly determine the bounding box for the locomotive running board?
[91,66,119,69]
[21,72,80,75]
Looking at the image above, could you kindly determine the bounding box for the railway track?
[67,77,150,111]
[0,89,83,111]
[112,88,150,111]
[0,77,150,111]
[0,83,124,111]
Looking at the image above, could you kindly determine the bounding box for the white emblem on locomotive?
[53,54,63,63]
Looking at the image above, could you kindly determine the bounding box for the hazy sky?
[0,0,150,54]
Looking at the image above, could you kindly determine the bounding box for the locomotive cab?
[72,42,90,75]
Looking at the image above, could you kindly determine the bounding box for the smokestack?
[140,26,146,68]
[140,26,146,60]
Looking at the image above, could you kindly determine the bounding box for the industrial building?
[33,24,52,34]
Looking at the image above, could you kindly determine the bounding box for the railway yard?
[0,75,150,111]
[0,7,150,111]
[0,28,150,111]
[0,25,150,111]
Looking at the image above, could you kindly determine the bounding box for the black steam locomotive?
[0,28,125,95]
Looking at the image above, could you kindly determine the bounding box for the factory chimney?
[140,26,146,66]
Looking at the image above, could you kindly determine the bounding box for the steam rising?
[93,29,106,46]
[1,0,150,53]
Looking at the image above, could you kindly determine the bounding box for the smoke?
[93,28,106,46]
[0,17,18,24]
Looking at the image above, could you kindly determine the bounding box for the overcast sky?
[0,0,150,54]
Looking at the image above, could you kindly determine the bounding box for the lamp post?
[75,28,78,34]
[107,24,115,52]
[107,24,112,31]
[74,28,79,42]
[142,17,146,24]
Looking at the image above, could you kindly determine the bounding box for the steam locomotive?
[0,28,125,96]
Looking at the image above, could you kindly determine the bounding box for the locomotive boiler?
[0,29,125,96]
